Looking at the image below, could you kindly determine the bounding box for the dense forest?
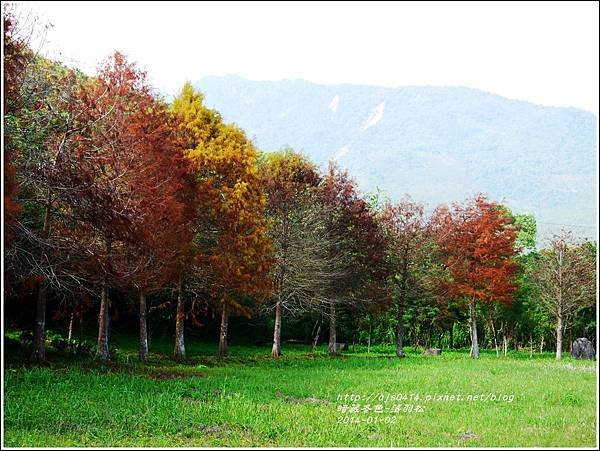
[3,7,597,367]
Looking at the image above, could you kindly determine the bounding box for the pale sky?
[19,1,600,114]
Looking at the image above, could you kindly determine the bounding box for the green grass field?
[3,331,597,447]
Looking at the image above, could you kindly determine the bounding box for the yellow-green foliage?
[171,83,273,315]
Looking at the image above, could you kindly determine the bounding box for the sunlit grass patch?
[3,334,597,447]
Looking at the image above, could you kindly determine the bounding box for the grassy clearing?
[3,331,597,447]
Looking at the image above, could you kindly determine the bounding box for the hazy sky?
[20,1,600,114]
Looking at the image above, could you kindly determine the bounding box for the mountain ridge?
[199,74,598,116]
[194,75,597,239]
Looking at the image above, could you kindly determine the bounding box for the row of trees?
[3,8,596,364]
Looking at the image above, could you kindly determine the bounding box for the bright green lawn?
[3,331,597,447]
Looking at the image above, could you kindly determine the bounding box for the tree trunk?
[139,290,149,362]
[312,320,321,351]
[173,274,186,360]
[217,300,228,359]
[426,324,432,349]
[529,334,533,358]
[396,254,409,357]
[30,201,51,364]
[67,312,74,341]
[540,335,544,353]
[414,324,421,349]
[272,294,282,357]
[556,253,564,359]
[469,300,479,359]
[328,302,337,354]
[30,283,47,363]
[479,322,485,349]
[555,313,563,360]
[491,320,499,357]
[96,280,110,361]
[77,309,84,353]
[449,322,454,349]
[396,297,405,358]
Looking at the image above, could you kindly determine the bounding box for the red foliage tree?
[319,162,388,354]
[432,194,518,358]
[3,7,28,249]
[380,196,429,357]
[122,107,190,362]
[3,8,92,362]
[53,52,190,361]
